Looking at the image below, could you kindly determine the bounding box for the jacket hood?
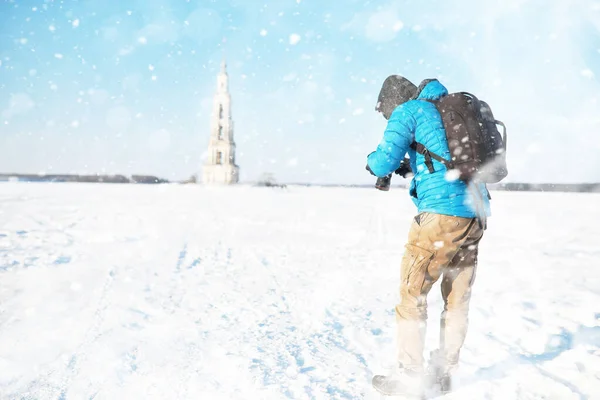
[375,75,417,119]
[413,79,448,101]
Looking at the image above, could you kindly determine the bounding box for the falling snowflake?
[72,19,80,28]
[581,69,595,79]
[393,21,404,31]
[70,282,82,291]
[445,169,460,182]
[289,34,301,45]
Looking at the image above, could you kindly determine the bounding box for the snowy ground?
[0,183,598,400]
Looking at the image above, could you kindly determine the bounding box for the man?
[366,75,491,397]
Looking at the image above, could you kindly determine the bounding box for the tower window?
[218,125,223,140]
[219,105,223,119]
[216,151,223,165]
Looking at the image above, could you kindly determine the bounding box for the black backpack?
[411,92,508,184]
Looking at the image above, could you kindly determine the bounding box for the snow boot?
[424,350,453,396]
[372,364,424,398]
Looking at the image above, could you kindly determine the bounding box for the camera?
[375,174,392,191]
[373,158,412,191]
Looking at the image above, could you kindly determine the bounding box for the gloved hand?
[365,163,376,176]
[394,157,412,178]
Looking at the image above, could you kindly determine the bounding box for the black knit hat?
[375,75,417,119]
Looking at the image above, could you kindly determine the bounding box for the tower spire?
[221,36,227,73]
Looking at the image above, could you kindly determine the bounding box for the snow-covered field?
[0,183,598,400]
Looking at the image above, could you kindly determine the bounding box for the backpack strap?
[410,142,454,173]
[409,97,456,174]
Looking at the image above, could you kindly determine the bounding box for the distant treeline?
[2,174,600,192]
[294,182,600,193]
[0,174,169,184]
[488,182,600,193]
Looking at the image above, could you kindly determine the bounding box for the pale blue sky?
[1,0,599,184]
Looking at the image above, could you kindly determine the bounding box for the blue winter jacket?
[367,80,491,218]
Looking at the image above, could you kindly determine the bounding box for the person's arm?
[366,105,416,178]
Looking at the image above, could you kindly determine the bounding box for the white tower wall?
[202,60,240,185]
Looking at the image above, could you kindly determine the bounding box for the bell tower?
[202,59,240,185]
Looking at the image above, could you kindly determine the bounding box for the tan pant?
[395,212,484,373]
